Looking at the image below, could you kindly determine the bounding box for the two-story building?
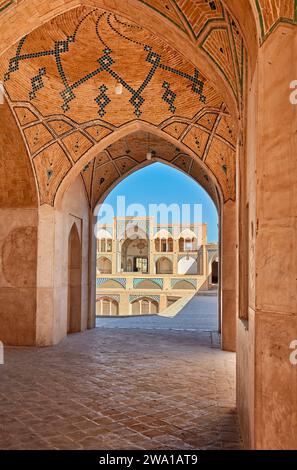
[96,217,218,316]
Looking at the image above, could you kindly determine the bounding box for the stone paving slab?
[0,325,241,450]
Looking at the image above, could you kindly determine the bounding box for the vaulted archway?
[0,0,296,452]
[0,0,239,445]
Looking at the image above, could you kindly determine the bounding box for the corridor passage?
[0,323,240,450]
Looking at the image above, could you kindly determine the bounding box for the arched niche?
[85,126,235,354]
[131,297,158,315]
[97,256,112,274]
[96,297,119,316]
[156,257,173,275]
[36,177,90,346]
[68,223,82,334]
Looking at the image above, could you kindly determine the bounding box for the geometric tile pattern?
[139,0,297,46]
[171,278,197,288]
[0,6,238,207]
[175,0,225,39]
[255,0,297,42]
[6,93,237,204]
[207,248,218,262]
[84,109,236,205]
[133,278,164,289]
[2,9,207,119]
[96,278,127,288]
[139,0,247,104]
[32,142,72,205]
[162,82,177,113]
[95,84,111,118]
[96,295,120,302]
[28,67,46,101]
[129,295,160,303]
[201,27,239,100]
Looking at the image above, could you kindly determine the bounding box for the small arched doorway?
[156,256,173,274]
[212,259,219,285]
[131,297,159,315]
[96,297,119,316]
[121,236,149,273]
[67,223,82,334]
[97,256,112,274]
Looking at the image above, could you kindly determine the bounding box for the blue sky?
[98,162,218,243]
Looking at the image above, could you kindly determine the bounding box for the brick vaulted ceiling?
[83,131,220,209]
[1,2,294,208]
[0,5,240,207]
[0,1,295,47]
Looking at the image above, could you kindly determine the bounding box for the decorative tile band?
[96,294,120,302]
[133,278,164,289]
[129,295,160,303]
[171,278,197,288]
[207,249,218,257]
[96,277,127,288]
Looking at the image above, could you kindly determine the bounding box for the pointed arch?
[97,256,112,274]
[67,222,82,334]
[156,257,173,274]
[55,121,225,211]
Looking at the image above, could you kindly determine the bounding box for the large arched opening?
[0,4,239,355]
[87,128,226,330]
[1,0,295,451]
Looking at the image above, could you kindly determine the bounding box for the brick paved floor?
[0,328,241,450]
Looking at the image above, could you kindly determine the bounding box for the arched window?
[99,238,112,253]
[212,260,219,284]
[179,230,197,252]
[97,229,113,253]
[154,237,173,252]
[96,297,119,316]
[131,297,158,315]
[97,257,112,274]
[121,237,149,273]
[155,238,160,251]
[179,237,185,252]
[156,257,173,274]
[154,230,172,252]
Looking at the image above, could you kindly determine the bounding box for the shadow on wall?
[178,256,198,275]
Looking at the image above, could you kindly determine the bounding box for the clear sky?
[97,162,218,243]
